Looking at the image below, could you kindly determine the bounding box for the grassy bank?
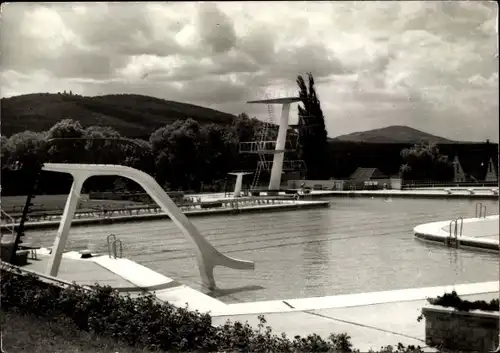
[0,194,143,214]
[1,309,149,353]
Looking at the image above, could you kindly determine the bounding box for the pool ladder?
[446,217,463,249]
[107,234,123,259]
[475,202,487,218]
[230,198,241,214]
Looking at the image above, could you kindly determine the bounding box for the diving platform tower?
[238,97,308,192]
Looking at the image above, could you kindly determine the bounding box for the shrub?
[427,291,499,312]
[1,263,428,352]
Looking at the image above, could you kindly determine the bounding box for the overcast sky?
[1,1,498,141]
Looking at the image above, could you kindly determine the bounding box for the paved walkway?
[211,292,498,352]
[24,252,136,288]
[17,249,500,351]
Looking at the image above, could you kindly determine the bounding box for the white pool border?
[414,215,499,252]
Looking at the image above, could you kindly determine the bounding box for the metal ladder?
[251,162,265,190]
[446,217,463,248]
[475,202,487,218]
[106,234,123,259]
[251,100,275,190]
[230,198,240,214]
[0,209,16,242]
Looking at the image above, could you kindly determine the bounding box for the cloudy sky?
[1,1,498,141]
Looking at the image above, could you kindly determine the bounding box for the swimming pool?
[27,197,499,303]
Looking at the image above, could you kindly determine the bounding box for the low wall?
[422,305,499,352]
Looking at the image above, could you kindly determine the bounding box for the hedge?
[427,290,499,312]
[0,263,426,352]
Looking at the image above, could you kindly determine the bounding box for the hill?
[0,93,237,138]
[332,125,454,144]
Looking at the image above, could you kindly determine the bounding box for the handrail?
[456,216,463,237]
[1,261,93,291]
[112,239,123,259]
[447,217,463,248]
[1,209,16,240]
[107,234,117,258]
[475,202,487,218]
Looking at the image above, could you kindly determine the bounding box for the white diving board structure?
[227,172,253,197]
[246,97,303,191]
[42,163,255,290]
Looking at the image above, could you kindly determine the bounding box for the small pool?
[27,197,499,304]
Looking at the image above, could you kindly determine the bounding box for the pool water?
[27,197,499,303]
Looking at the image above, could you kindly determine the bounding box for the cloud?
[196,3,237,54]
[0,1,498,141]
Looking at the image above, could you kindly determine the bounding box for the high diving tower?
[238,97,308,192]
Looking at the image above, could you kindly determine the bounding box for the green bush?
[427,291,499,312]
[1,264,427,352]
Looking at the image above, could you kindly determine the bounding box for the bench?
[18,244,41,260]
[14,250,29,266]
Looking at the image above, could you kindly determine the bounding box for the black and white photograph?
[0,1,499,352]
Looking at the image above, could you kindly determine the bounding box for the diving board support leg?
[142,183,254,290]
[269,103,291,190]
[46,174,88,277]
[234,174,244,197]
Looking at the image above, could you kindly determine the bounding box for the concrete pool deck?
[211,290,498,352]
[191,187,499,201]
[7,249,498,351]
[312,188,499,200]
[414,215,499,252]
[18,250,228,313]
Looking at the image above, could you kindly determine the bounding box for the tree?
[199,123,235,186]
[122,138,154,174]
[46,119,87,163]
[150,119,208,191]
[83,125,122,164]
[231,113,258,143]
[296,73,329,179]
[1,131,47,170]
[399,142,454,181]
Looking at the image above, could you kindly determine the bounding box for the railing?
[0,197,300,226]
[112,239,123,259]
[475,202,487,218]
[106,234,123,259]
[1,209,15,240]
[230,198,240,213]
[1,261,93,291]
[446,217,463,248]
[257,160,307,172]
[239,140,294,154]
[402,180,498,189]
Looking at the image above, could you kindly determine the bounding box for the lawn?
[1,194,144,214]
[0,309,151,353]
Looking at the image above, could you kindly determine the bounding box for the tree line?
[1,73,469,196]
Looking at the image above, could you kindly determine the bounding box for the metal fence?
[402,180,498,189]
